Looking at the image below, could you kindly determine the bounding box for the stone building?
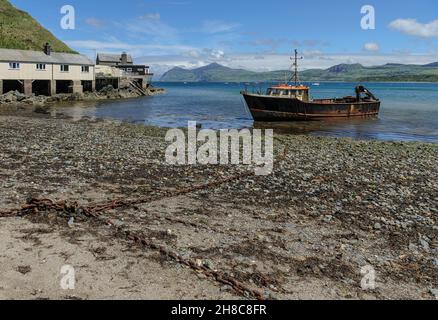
[95,52,153,90]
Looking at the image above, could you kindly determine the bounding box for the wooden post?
[0,80,3,95]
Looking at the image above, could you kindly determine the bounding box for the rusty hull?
[242,93,381,121]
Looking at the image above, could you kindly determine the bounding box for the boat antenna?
[290,49,303,86]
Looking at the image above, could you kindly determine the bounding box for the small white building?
[0,43,95,96]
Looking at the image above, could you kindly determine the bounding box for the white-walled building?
[95,52,153,90]
[0,43,95,96]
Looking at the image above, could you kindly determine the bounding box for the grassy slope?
[161,64,289,82]
[0,0,76,53]
[301,64,438,82]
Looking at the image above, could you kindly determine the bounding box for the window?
[9,62,20,69]
[36,63,46,70]
[60,65,69,72]
[81,65,90,73]
[126,68,133,72]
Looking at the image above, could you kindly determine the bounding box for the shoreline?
[156,80,438,84]
[0,114,436,300]
[0,86,166,110]
[1,104,436,144]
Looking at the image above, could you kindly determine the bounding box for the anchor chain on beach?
[0,147,288,300]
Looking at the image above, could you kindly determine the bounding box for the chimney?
[43,42,52,55]
[121,52,128,64]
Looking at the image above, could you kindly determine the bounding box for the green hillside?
[161,62,438,83]
[161,63,288,82]
[301,63,438,82]
[0,0,76,53]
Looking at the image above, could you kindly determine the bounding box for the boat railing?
[242,83,271,95]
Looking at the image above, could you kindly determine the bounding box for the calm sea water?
[55,82,438,143]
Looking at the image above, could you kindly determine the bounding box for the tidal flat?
[0,113,436,300]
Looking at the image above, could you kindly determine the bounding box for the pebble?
[419,236,430,251]
[203,260,214,270]
[111,219,125,228]
[220,285,232,292]
[409,243,419,254]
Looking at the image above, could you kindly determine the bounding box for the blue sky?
[10,0,438,75]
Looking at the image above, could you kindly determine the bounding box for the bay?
[53,82,438,143]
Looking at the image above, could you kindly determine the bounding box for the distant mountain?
[160,62,288,82]
[0,0,76,53]
[326,63,364,74]
[301,62,438,82]
[160,62,438,83]
[423,62,438,67]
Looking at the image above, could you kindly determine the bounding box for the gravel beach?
[0,111,436,300]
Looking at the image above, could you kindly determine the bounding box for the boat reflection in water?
[253,117,382,140]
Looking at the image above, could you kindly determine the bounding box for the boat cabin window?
[267,89,281,95]
[266,88,308,98]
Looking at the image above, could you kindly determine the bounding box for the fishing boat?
[241,50,381,121]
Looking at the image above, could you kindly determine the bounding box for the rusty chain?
[0,148,287,300]
[0,171,266,299]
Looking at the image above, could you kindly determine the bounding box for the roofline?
[270,85,309,90]
[116,64,149,68]
[97,54,133,57]
[97,59,133,62]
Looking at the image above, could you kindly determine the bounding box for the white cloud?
[363,42,380,52]
[201,20,240,34]
[139,13,161,20]
[68,37,438,76]
[67,40,194,51]
[135,52,438,77]
[302,50,324,57]
[68,13,438,78]
[204,49,225,59]
[66,40,197,58]
[185,50,201,58]
[123,16,177,39]
[84,18,105,28]
[389,19,438,38]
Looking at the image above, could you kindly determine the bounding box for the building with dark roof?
[96,52,153,90]
[0,43,95,95]
[96,53,133,66]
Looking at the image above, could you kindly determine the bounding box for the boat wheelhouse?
[266,85,310,101]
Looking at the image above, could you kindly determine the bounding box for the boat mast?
[291,49,303,86]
